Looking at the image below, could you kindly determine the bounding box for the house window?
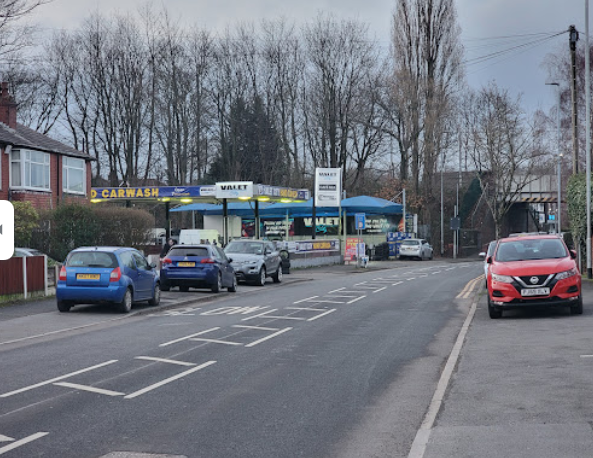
[63,156,85,194]
[10,149,50,190]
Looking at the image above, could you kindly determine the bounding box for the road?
[0,261,482,457]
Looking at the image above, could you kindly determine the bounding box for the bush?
[13,201,39,247]
[49,204,102,262]
[93,206,154,247]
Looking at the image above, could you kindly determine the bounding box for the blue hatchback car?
[56,247,160,313]
[160,244,237,293]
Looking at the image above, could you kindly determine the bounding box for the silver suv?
[224,240,282,286]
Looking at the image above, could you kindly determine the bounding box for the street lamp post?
[546,82,562,234]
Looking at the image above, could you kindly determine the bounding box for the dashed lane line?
[53,382,125,397]
[159,328,221,347]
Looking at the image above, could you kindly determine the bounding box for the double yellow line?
[456,275,484,299]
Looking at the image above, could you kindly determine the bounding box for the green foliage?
[93,207,154,247]
[49,204,102,262]
[30,204,155,262]
[567,173,587,238]
[13,201,39,247]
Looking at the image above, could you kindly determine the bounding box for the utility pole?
[569,24,580,174]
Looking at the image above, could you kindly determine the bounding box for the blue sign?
[355,213,366,230]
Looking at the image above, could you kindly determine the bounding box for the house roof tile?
[0,122,93,160]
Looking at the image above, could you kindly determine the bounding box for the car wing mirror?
[227,257,233,263]
[478,252,486,258]
[486,256,493,264]
[570,249,577,259]
[149,262,157,269]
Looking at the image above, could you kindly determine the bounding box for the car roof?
[499,234,561,243]
[171,244,212,248]
[71,246,133,253]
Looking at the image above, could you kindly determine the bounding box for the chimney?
[0,82,17,128]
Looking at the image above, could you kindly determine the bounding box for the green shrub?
[13,201,39,247]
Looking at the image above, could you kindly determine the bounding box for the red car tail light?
[110,267,122,282]
[200,258,216,264]
[59,266,67,281]
[162,258,172,265]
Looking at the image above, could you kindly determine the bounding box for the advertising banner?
[314,168,341,207]
[345,237,358,261]
[215,182,254,199]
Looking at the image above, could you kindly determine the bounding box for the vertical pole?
[342,208,347,263]
[402,188,406,234]
[556,85,562,234]
[570,24,580,174]
[311,196,317,240]
[440,160,444,256]
[585,3,592,278]
[255,200,260,240]
[165,202,171,241]
[44,254,48,297]
[22,257,28,300]
[223,198,228,246]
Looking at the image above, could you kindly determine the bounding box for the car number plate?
[178,262,195,267]
[521,287,550,297]
[77,274,100,280]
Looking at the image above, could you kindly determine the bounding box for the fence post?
[22,257,28,300]
[44,255,48,296]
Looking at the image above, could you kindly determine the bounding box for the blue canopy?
[172,195,402,218]
[171,201,273,217]
[340,195,402,214]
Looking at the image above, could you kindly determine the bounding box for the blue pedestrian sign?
[355,213,366,230]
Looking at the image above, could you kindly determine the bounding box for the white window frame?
[62,156,86,195]
[10,149,51,192]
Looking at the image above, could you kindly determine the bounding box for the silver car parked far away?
[398,238,433,261]
[224,240,282,286]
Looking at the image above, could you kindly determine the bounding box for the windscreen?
[496,239,567,262]
[67,251,118,268]
[168,247,210,258]
[401,240,420,246]
[225,242,264,255]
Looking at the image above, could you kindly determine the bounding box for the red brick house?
[0,82,93,210]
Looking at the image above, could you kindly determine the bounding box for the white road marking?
[407,278,416,281]
[432,271,440,275]
[0,360,118,398]
[135,356,196,367]
[241,309,279,321]
[294,296,319,304]
[233,325,280,331]
[307,309,336,321]
[580,355,593,358]
[407,287,478,458]
[0,432,48,456]
[347,296,366,304]
[0,436,13,443]
[328,288,345,293]
[245,328,292,347]
[330,290,366,294]
[372,287,387,293]
[299,299,346,304]
[190,337,243,346]
[54,382,124,397]
[124,361,216,399]
[326,294,360,298]
[201,306,269,316]
[286,307,328,312]
[392,281,404,286]
[159,327,220,347]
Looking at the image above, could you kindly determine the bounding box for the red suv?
[486,234,582,318]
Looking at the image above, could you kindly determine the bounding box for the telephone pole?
[569,24,580,174]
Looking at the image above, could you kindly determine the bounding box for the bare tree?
[467,84,551,238]
[0,0,52,56]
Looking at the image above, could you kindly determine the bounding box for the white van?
[178,229,220,245]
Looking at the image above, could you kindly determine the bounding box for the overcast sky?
[29,0,590,112]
